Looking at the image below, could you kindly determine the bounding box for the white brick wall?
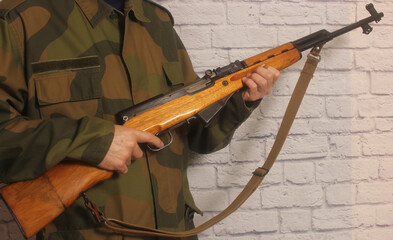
[0,0,391,239]
[156,0,393,239]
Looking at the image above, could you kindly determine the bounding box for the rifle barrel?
[292,4,383,52]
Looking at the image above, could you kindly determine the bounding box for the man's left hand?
[242,65,280,102]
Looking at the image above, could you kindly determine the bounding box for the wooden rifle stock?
[0,43,301,238]
[0,4,384,236]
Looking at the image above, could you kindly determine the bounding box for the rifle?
[0,4,383,238]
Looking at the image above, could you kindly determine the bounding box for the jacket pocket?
[33,57,102,120]
[162,61,185,90]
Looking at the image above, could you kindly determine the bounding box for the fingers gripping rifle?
[0,4,384,239]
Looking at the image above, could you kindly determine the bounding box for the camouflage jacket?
[0,0,258,239]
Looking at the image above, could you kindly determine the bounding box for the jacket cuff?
[230,91,261,121]
[78,118,115,166]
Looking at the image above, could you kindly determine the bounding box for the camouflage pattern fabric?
[0,0,258,239]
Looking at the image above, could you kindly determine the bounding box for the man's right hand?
[98,125,164,174]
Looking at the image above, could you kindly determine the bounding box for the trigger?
[147,130,173,152]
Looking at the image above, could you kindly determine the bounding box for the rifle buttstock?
[0,163,112,238]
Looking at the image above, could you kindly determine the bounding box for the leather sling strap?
[84,45,324,237]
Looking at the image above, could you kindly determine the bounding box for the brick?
[371,72,393,94]
[372,26,393,48]
[168,2,225,25]
[227,3,260,25]
[359,97,393,118]
[200,236,260,240]
[326,184,356,206]
[362,133,393,156]
[260,2,323,25]
[380,158,393,179]
[187,165,216,189]
[254,236,278,240]
[260,96,290,118]
[356,228,393,240]
[323,49,354,71]
[326,97,357,118]
[187,49,230,71]
[295,96,324,119]
[234,118,278,139]
[351,159,378,181]
[261,185,323,208]
[271,71,299,96]
[349,119,374,133]
[316,161,352,183]
[312,120,354,134]
[230,139,265,163]
[212,27,277,48]
[356,49,393,71]
[284,161,315,185]
[376,118,393,132]
[280,209,311,233]
[312,206,374,231]
[326,231,354,240]
[276,233,325,240]
[376,205,393,226]
[214,210,278,235]
[357,182,393,204]
[326,3,357,25]
[350,205,376,228]
[217,163,261,187]
[191,189,229,212]
[329,135,362,158]
[268,135,328,160]
[309,72,368,96]
[178,26,212,49]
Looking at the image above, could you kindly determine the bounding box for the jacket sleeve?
[0,19,114,184]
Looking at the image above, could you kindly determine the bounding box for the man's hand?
[242,65,280,102]
[98,125,164,174]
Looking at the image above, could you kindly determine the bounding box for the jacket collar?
[75,0,150,27]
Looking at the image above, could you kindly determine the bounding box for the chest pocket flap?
[33,56,101,105]
[33,56,102,119]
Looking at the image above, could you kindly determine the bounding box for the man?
[0,0,279,239]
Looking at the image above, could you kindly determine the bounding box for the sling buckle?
[252,167,270,177]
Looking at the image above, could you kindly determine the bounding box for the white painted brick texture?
[158,0,393,239]
[0,0,392,239]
